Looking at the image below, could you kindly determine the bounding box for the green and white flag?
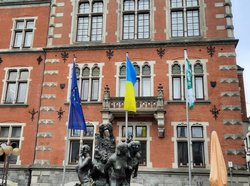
[184,50,195,109]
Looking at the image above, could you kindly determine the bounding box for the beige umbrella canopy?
[209,131,228,186]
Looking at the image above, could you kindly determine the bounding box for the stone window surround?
[66,121,98,165]
[167,58,208,101]
[0,123,25,165]
[171,121,209,169]
[10,17,37,49]
[117,121,153,168]
[67,63,104,102]
[115,60,155,97]
[70,0,108,44]
[1,67,33,105]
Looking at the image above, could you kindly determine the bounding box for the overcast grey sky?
[231,0,250,117]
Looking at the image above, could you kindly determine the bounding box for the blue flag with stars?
[68,62,87,132]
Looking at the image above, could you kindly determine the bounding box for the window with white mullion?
[176,124,205,168]
[120,124,149,166]
[68,125,95,164]
[77,17,89,42]
[12,19,34,48]
[0,124,23,164]
[137,13,150,39]
[170,60,206,101]
[122,0,150,40]
[171,11,184,37]
[4,69,29,104]
[170,0,200,37]
[123,14,135,39]
[76,1,103,42]
[91,16,103,41]
[187,10,200,36]
[74,64,101,102]
[118,62,152,97]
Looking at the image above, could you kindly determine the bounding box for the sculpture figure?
[127,141,141,183]
[76,144,93,186]
[91,123,116,186]
[75,123,141,186]
[104,143,130,186]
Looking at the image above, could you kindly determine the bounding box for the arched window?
[71,64,102,102]
[172,63,182,99]
[118,62,152,97]
[194,62,204,99]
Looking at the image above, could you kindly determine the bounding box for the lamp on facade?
[0,142,20,186]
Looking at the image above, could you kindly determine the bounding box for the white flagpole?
[185,49,192,186]
[62,57,76,185]
[62,128,70,186]
[125,52,129,141]
[125,111,128,141]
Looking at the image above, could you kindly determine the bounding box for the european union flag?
[68,62,87,132]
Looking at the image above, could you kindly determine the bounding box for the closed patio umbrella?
[209,131,228,186]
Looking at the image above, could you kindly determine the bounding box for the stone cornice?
[44,38,239,52]
[0,48,44,54]
[0,0,51,6]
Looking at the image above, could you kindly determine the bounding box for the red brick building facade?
[0,0,249,185]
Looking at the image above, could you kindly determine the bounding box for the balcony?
[101,84,166,137]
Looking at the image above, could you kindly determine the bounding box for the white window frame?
[169,0,200,37]
[115,60,155,97]
[117,121,152,168]
[118,0,154,41]
[10,17,37,49]
[67,63,104,102]
[171,121,209,169]
[0,123,25,165]
[167,59,208,101]
[66,122,97,165]
[1,67,32,105]
[72,0,107,43]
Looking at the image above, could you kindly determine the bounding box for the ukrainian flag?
[124,55,137,112]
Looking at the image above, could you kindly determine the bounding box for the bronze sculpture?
[76,123,141,186]
[76,145,93,186]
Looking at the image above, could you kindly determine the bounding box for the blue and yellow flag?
[68,62,87,131]
[124,55,137,112]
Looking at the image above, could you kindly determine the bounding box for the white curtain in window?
[134,79,140,97]
[142,77,151,96]
[195,77,204,99]
[81,80,89,100]
[173,77,181,99]
[91,79,99,100]
[119,78,126,97]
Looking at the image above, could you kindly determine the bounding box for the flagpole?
[62,58,76,186]
[186,94,192,186]
[62,128,70,186]
[124,52,136,141]
[125,52,129,142]
[185,49,192,186]
[125,111,128,141]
